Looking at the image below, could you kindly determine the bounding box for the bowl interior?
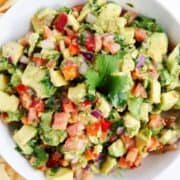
[0,0,180,180]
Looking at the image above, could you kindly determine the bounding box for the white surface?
[0,0,180,180]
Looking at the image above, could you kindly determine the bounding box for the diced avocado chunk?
[159,129,180,144]
[68,83,86,103]
[147,33,168,62]
[0,91,19,112]
[166,44,180,75]
[128,97,143,119]
[49,69,67,87]
[160,91,179,111]
[68,14,80,31]
[7,111,22,122]
[175,98,180,110]
[40,112,67,146]
[13,125,37,155]
[96,94,112,118]
[22,63,56,98]
[140,103,152,122]
[101,156,117,175]
[31,8,57,34]
[149,79,161,104]
[124,113,140,137]
[10,69,22,87]
[2,42,23,65]
[121,54,135,73]
[41,49,60,61]
[108,139,126,157]
[94,3,124,33]
[121,27,135,45]
[0,74,8,91]
[136,129,152,155]
[0,57,15,74]
[46,168,73,180]
[28,33,39,56]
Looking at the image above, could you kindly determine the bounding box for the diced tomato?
[67,122,85,136]
[31,98,45,113]
[95,35,102,52]
[46,151,62,168]
[28,108,38,123]
[20,93,32,109]
[32,56,45,66]
[72,4,84,12]
[85,148,99,161]
[126,148,138,165]
[133,155,142,168]
[149,114,163,129]
[86,122,101,136]
[21,116,29,125]
[147,137,160,152]
[65,28,77,40]
[16,84,28,94]
[99,119,112,132]
[103,36,120,54]
[131,83,147,98]
[70,111,79,123]
[64,36,72,46]
[62,99,76,113]
[121,134,136,150]
[82,100,91,107]
[18,37,29,47]
[100,131,108,142]
[134,28,147,42]
[64,136,87,151]
[118,157,131,169]
[81,169,94,180]
[55,13,68,32]
[159,144,177,153]
[131,68,141,80]
[85,33,95,52]
[43,26,53,39]
[61,60,79,80]
[148,65,159,80]
[68,43,80,56]
[163,116,176,127]
[52,112,69,130]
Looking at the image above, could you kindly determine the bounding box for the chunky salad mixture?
[0,0,180,179]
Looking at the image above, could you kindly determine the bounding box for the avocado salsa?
[0,0,180,179]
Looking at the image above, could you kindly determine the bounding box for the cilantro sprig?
[85,52,133,107]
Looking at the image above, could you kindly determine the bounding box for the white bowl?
[0,0,179,180]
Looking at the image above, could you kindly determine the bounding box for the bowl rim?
[0,0,180,180]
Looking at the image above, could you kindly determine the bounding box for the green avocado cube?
[0,91,19,112]
[2,42,23,65]
[46,168,73,180]
[101,156,117,175]
[0,74,8,91]
[160,91,179,111]
[108,139,126,157]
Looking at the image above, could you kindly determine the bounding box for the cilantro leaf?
[85,52,133,108]
[85,52,126,90]
[134,16,163,32]
[33,146,49,168]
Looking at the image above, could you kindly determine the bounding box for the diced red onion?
[81,51,94,62]
[100,33,114,39]
[86,13,96,24]
[116,127,124,135]
[7,56,13,64]
[19,55,29,64]
[136,54,145,68]
[41,39,55,49]
[79,61,88,75]
[91,110,102,119]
